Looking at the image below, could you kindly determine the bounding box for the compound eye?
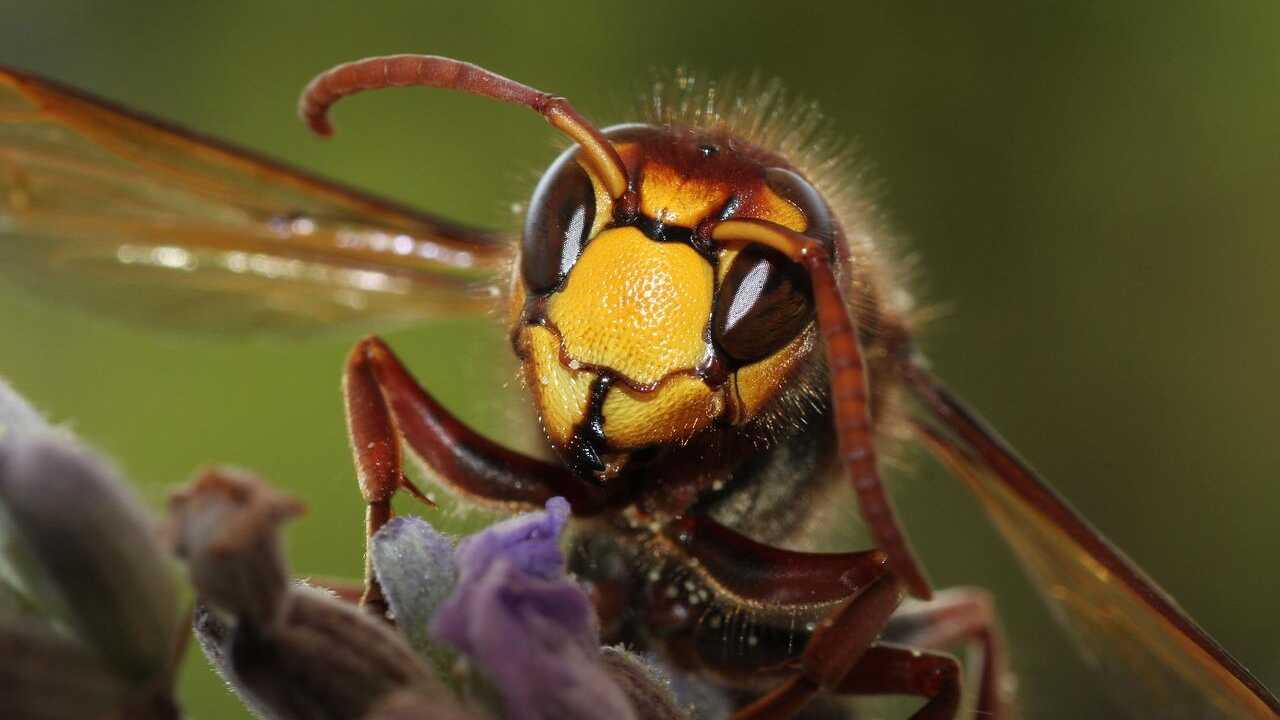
[764,167,836,251]
[713,245,815,365]
[521,148,597,294]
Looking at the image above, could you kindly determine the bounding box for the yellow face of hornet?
[512,125,836,476]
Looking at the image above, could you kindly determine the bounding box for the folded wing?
[905,364,1279,719]
[0,66,511,334]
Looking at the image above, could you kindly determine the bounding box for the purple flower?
[2,378,690,719]
[451,496,572,583]
[429,497,637,720]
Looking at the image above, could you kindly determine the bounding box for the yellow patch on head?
[717,248,739,285]
[730,328,814,423]
[520,325,595,446]
[602,376,723,448]
[547,226,712,387]
[753,184,808,232]
[639,162,732,226]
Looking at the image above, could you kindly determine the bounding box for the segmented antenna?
[298,54,629,199]
[712,218,933,599]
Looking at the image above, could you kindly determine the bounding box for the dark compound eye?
[764,167,836,250]
[713,245,815,366]
[521,147,597,294]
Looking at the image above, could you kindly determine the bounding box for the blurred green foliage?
[1,3,1277,718]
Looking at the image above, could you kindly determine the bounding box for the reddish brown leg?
[651,514,903,716]
[739,643,965,720]
[662,514,890,605]
[748,589,1008,719]
[647,515,988,719]
[733,574,907,720]
[885,589,1010,719]
[344,335,606,609]
[834,644,963,720]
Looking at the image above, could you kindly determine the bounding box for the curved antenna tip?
[297,54,627,194]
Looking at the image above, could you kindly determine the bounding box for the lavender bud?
[362,689,484,720]
[170,467,305,625]
[0,433,181,685]
[192,602,279,720]
[370,516,458,664]
[199,584,445,720]
[599,648,689,720]
[0,621,131,720]
[0,378,48,441]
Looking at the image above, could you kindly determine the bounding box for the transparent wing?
[0,66,512,334]
[904,365,1279,719]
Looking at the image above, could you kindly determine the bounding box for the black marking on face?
[566,375,615,481]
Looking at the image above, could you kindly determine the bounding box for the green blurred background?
[2,3,1278,718]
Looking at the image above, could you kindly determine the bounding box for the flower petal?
[453,495,570,581]
[430,497,636,720]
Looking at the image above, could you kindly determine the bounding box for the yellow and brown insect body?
[10,53,1276,717]
[512,124,839,483]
